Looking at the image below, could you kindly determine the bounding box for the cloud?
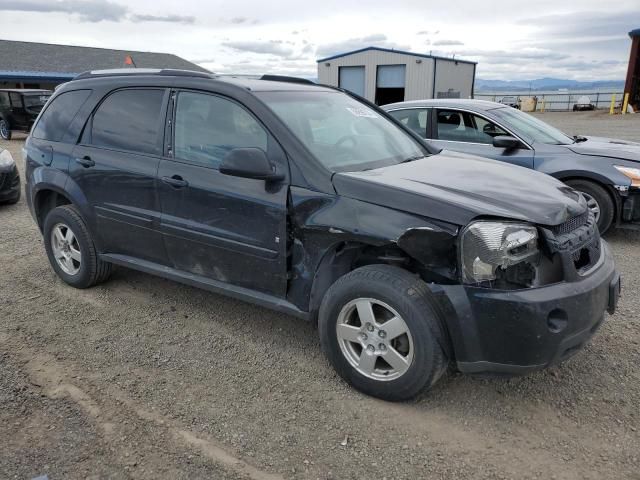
[316,34,411,58]
[222,40,295,57]
[0,0,195,23]
[459,48,570,62]
[518,10,639,39]
[130,14,195,24]
[432,39,464,46]
[0,0,127,22]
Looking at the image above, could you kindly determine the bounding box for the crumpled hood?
[333,150,587,227]
[564,136,640,162]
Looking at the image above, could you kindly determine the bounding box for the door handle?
[75,156,95,168]
[162,175,189,188]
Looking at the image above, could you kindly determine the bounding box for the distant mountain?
[475,78,625,92]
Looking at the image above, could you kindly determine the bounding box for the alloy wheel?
[580,191,601,223]
[0,120,9,140]
[336,298,414,381]
[51,223,82,275]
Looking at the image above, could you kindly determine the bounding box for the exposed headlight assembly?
[460,221,540,286]
[614,165,640,188]
[0,148,15,168]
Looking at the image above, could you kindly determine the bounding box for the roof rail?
[74,68,214,80]
[259,74,315,85]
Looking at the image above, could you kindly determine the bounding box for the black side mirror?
[493,135,523,150]
[220,148,283,181]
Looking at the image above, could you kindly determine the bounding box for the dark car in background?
[23,70,619,400]
[0,89,52,140]
[384,99,640,233]
[0,146,21,204]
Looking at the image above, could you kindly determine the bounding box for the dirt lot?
[2,114,640,480]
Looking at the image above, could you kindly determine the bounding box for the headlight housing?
[614,165,640,188]
[460,221,540,286]
[0,148,15,168]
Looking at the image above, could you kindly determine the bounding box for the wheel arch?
[554,173,622,223]
[32,174,97,241]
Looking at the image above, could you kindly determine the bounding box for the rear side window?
[33,90,91,141]
[9,92,22,107]
[91,89,165,155]
[388,108,429,137]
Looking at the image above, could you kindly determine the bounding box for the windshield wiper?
[573,135,588,143]
[400,155,425,164]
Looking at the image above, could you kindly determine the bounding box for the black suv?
[0,89,52,140]
[24,69,620,400]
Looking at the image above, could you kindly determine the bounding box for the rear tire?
[565,179,614,234]
[319,264,447,401]
[43,205,112,288]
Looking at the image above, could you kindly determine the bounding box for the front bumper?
[432,240,620,375]
[0,164,20,202]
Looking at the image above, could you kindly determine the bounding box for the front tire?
[43,205,112,288]
[319,265,447,401]
[0,118,11,140]
[565,179,614,234]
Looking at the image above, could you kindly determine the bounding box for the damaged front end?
[457,210,601,290]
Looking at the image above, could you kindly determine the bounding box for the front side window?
[387,108,429,137]
[173,91,268,168]
[0,93,9,107]
[436,109,506,144]
[258,91,426,172]
[32,89,91,142]
[91,89,165,155]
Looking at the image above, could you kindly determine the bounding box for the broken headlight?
[460,221,540,286]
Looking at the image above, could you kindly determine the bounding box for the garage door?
[339,66,365,97]
[377,65,406,88]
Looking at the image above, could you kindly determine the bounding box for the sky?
[0,0,639,81]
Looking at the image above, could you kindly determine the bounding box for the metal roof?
[0,70,76,81]
[0,39,209,77]
[0,88,51,93]
[316,46,477,65]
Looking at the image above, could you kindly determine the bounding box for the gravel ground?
[531,110,640,142]
[1,122,640,479]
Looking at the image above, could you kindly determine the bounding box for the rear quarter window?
[32,90,92,142]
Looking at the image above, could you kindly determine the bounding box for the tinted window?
[174,92,267,168]
[436,109,506,144]
[23,93,51,111]
[0,92,9,107]
[32,89,91,142]
[91,89,165,155]
[9,92,22,107]
[387,109,429,137]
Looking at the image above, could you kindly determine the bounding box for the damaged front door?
[157,90,289,296]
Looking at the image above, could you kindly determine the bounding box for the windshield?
[258,91,426,171]
[491,106,574,145]
[23,93,51,110]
